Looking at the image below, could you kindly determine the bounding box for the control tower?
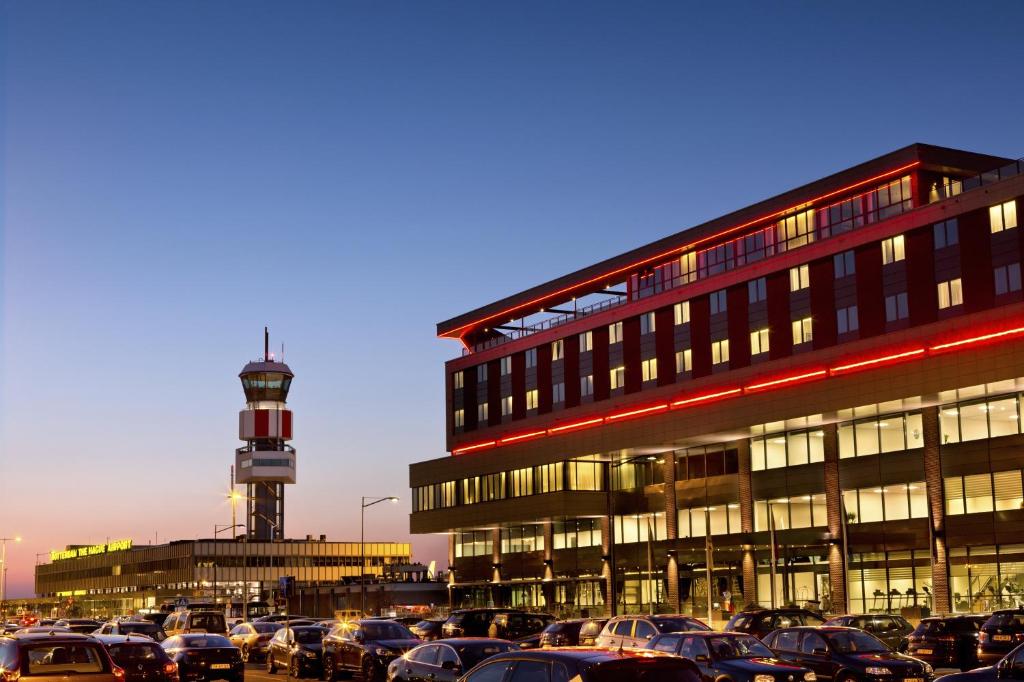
[235,328,295,540]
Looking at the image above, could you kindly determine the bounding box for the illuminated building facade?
[410,143,1024,617]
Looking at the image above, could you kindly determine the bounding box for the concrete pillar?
[663,452,680,612]
[737,439,757,605]
[600,515,613,617]
[923,406,951,613]
[491,528,502,584]
[542,521,555,611]
[822,422,848,614]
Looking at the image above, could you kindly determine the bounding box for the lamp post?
[361,496,398,616]
[213,524,243,610]
[226,485,250,616]
[1,537,22,620]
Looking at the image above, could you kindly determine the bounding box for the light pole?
[226,484,250,616]
[361,496,398,616]
[213,524,243,610]
[1,537,22,620]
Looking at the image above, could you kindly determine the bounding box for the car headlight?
[921,663,933,675]
[303,650,318,658]
[805,673,816,682]
[755,674,775,682]
[865,667,892,676]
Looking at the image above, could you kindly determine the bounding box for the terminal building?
[410,143,1024,618]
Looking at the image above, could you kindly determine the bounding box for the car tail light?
[112,665,126,682]
[164,662,178,675]
[938,635,956,643]
[0,667,21,682]
[980,632,989,643]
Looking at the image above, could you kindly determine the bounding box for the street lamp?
[1,536,22,619]
[213,524,243,609]
[361,496,398,616]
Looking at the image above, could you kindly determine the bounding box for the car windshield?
[708,636,774,659]
[255,623,281,633]
[827,631,888,653]
[122,623,162,636]
[181,636,231,648]
[653,618,709,633]
[25,644,106,676]
[362,622,414,640]
[413,621,437,630]
[456,643,517,669]
[294,629,325,644]
[190,615,223,632]
[987,614,1024,628]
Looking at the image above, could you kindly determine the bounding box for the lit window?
[453,371,464,390]
[837,305,859,334]
[640,312,656,335]
[792,317,813,345]
[476,365,486,382]
[610,366,625,390]
[478,403,489,422]
[834,250,855,278]
[789,264,810,292]
[609,321,623,344]
[641,358,658,382]
[885,292,908,322]
[453,409,464,428]
[674,301,690,325]
[711,339,729,365]
[748,278,766,303]
[777,208,816,249]
[579,331,593,352]
[937,278,963,309]
[552,382,565,403]
[934,218,959,248]
[995,263,1023,295]
[882,235,905,264]
[750,328,770,355]
[580,374,593,396]
[525,389,538,410]
[500,356,512,376]
[551,339,564,361]
[676,348,692,373]
[525,348,537,369]
[710,289,727,315]
[990,200,1018,233]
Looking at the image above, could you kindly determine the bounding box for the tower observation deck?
[235,328,295,540]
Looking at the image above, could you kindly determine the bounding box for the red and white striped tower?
[235,328,295,540]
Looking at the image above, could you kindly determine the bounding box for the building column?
[737,439,756,606]
[923,406,951,613]
[662,452,681,612]
[542,521,555,610]
[600,515,613,617]
[447,535,455,610]
[491,527,502,585]
[823,422,848,614]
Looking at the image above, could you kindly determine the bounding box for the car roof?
[479,647,679,664]
[8,632,95,641]
[94,635,158,644]
[656,631,748,638]
[772,626,855,633]
[433,637,514,646]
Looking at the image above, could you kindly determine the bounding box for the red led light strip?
[442,162,920,341]
[449,320,1024,455]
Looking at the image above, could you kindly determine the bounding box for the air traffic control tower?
[236,329,295,540]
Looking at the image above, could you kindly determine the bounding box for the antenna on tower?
[264,327,269,362]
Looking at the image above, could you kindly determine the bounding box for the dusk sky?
[2,2,1024,598]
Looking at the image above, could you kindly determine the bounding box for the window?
[579,331,593,352]
[501,525,544,554]
[500,356,511,376]
[995,263,1022,295]
[568,460,604,491]
[510,468,533,497]
[834,250,856,278]
[674,301,690,325]
[751,429,825,471]
[843,482,927,523]
[610,366,625,390]
[453,371,464,390]
[553,519,601,549]
[946,470,1024,515]
[535,462,564,493]
[609,321,623,344]
[580,374,593,396]
[837,305,859,334]
[501,396,512,416]
[777,208,816,249]
[990,200,1018,233]
[748,277,767,303]
[754,494,828,531]
[676,349,692,373]
[710,289,727,314]
[641,358,657,382]
[454,409,464,428]
[750,328,769,355]
[885,292,908,322]
[454,530,493,558]
[640,312,656,335]
[712,339,729,365]
[790,264,810,291]
[838,412,924,458]
[934,218,959,248]
[882,235,905,264]
[525,348,537,369]
[792,317,813,345]
[526,389,538,410]
[552,382,565,404]
[940,395,1023,444]
[477,403,488,422]
[476,365,487,382]
[937,278,963,309]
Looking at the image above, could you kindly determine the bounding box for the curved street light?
[361,497,399,615]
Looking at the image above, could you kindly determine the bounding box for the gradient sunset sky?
[3,2,1024,598]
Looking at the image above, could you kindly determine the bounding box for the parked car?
[647,631,817,682]
[578,619,609,647]
[904,615,986,670]
[139,614,170,626]
[825,615,914,652]
[386,638,517,682]
[979,609,1024,665]
[408,619,445,641]
[539,619,591,648]
[455,647,701,682]
[95,635,179,682]
[264,625,329,678]
[595,615,710,648]
[763,626,934,682]
[96,620,167,642]
[15,627,72,635]
[441,609,524,638]
[161,634,242,682]
[163,611,228,637]
[321,619,421,682]
[255,615,312,623]
[0,631,124,682]
[487,612,556,641]
[936,641,1024,682]
[55,619,104,635]
[726,609,826,640]
[227,621,282,662]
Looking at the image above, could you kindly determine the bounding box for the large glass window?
[752,429,824,471]
[946,470,1023,515]
[950,545,1024,613]
[679,505,741,537]
[500,525,544,554]
[568,460,604,491]
[535,462,564,493]
[614,513,666,544]
[454,531,492,558]
[754,495,827,531]
[940,394,1023,444]
[842,483,927,524]
[552,519,601,549]
[847,550,931,614]
[838,412,923,458]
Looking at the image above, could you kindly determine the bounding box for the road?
[244,662,321,682]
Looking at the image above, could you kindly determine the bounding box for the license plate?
[915,649,932,655]
[995,635,1012,642]
[211,664,231,669]
[905,678,923,682]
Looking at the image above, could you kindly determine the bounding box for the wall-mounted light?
[543,559,553,567]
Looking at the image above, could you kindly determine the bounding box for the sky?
[2,1,1024,599]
